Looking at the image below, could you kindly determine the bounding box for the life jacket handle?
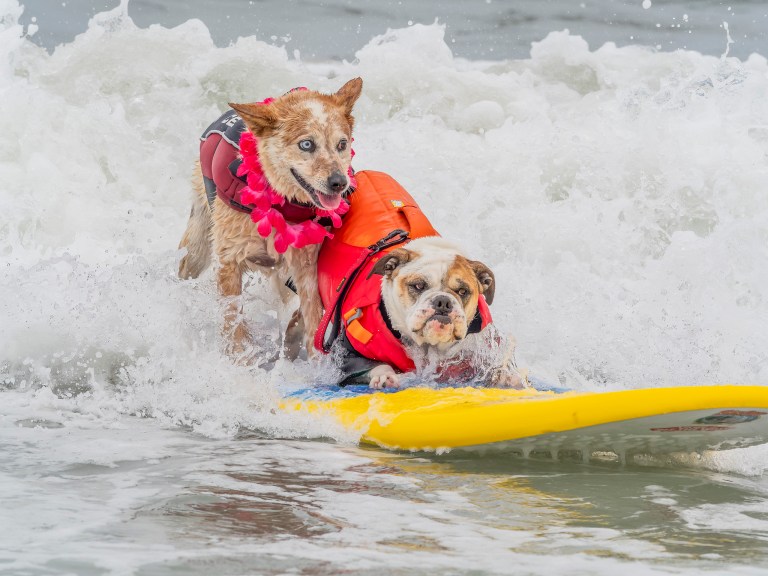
[368,229,410,254]
[315,229,410,353]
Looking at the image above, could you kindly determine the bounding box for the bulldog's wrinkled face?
[229,77,363,210]
[371,237,495,351]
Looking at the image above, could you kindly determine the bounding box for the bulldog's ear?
[333,77,363,116]
[468,260,495,305]
[229,101,279,137]
[370,248,411,279]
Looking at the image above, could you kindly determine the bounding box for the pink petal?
[256,217,272,237]
[240,188,257,205]
[273,234,288,253]
[267,209,286,231]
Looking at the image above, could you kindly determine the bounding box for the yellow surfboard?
[282,385,768,455]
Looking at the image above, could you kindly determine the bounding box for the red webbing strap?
[314,229,410,354]
[314,247,373,353]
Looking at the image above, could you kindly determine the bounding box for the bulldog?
[361,237,524,389]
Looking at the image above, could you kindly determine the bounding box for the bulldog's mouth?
[414,313,453,334]
[422,313,466,343]
[290,168,343,210]
[430,314,453,326]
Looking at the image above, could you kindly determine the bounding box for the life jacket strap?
[315,228,410,353]
[343,308,373,345]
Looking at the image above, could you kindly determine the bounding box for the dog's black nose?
[327,171,347,193]
[433,295,453,313]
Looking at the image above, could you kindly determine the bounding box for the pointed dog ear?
[468,260,496,305]
[333,77,363,115]
[370,248,411,279]
[229,101,279,137]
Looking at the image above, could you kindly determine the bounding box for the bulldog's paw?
[369,365,401,389]
[488,366,529,389]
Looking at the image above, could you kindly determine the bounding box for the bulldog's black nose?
[327,171,347,192]
[433,295,453,313]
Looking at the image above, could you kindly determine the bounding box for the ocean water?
[2,0,768,574]
[16,0,768,61]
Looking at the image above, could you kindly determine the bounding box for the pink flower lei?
[235,93,353,254]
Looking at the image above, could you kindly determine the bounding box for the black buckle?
[368,229,409,253]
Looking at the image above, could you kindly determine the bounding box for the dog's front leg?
[284,243,323,355]
[283,308,304,360]
[462,330,528,389]
[217,259,253,364]
[486,334,529,389]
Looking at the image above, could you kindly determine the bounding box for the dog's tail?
[178,162,213,279]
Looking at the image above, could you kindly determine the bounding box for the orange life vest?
[314,170,492,374]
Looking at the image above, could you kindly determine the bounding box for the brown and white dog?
[178,78,363,361]
[357,237,523,389]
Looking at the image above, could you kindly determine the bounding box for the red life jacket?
[198,109,317,223]
[314,170,492,373]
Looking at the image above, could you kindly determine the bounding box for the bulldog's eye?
[411,281,426,292]
[298,139,316,152]
[337,139,348,152]
[457,288,468,298]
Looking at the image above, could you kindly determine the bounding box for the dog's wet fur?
[178,78,363,362]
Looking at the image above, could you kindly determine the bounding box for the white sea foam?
[5,3,768,573]
[1,0,768,473]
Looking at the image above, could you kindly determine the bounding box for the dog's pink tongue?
[318,193,342,210]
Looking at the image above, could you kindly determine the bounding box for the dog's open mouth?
[290,168,344,210]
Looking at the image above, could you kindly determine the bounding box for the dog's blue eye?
[298,140,315,152]
[337,139,348,152]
